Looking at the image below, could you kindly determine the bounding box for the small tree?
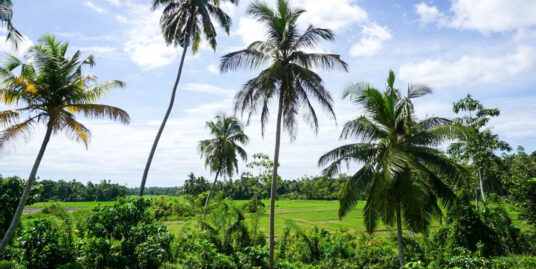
[448,94,511,207]
[246,153,274,211]
[199,114,248,216]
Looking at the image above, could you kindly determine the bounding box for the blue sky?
[1,0,535,187]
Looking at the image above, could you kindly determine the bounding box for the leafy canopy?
[220,0,348,138]
[449,94,511,167]
[0,35,129,152]
[199,114,249,179]
[319,70,469,233]
[152,0,239,53]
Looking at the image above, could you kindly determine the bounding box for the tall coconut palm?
[0,36,129,254]
[220,1,347,267]
[140,0,239,196]
[318,71,468,267]
[199,114,248,216]
[0,0,22,48]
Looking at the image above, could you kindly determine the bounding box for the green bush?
[0,261,23,269]
[79,198,173,268]
[18,218,72,269]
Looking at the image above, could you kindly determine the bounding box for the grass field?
[25,197,527,237]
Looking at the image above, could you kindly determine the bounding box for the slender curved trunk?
[396,201,405,267]
[478,166,486,204]
[202,169,220,218]
[0,120,53,254]
[139,35,190,196]
[269,94,284,269]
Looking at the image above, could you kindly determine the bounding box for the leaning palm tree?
[199,114,248,216]
[0,0,22,48]
[140,0,239,196]
[220,1,347,267]
[318,71,468,267]
[0,36,129,254]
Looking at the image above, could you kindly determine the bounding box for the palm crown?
[199,114,248,179]
[319,71,468,234]
[220,0,348,138]
[0,35,130,151]
[152,0,239,52]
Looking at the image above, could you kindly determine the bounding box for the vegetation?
[319,71,467,266]
[0,36,129,253]
[449,94,511,207]
[0,0,535,268]
[199,114,248,216]
[38,179,128,202]
[220,0,348,266]
[1,196,535,268]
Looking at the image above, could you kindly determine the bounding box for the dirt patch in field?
[22,206,87,214]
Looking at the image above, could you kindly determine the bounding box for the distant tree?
[139,0,239,196]
[0,36,129,253]
[448,94,511,207]
[319,71,467,266]
[502,148,536,227]
[199,114,248,216]
[246,153,274,209]
[220,1,347,266]
[179,173,210,197]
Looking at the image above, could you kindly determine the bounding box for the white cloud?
[350,22,392,57]
[415,0,536,34]
[76,46,118,54]
[182,83,234,96]
[490,96,536,139]
[415,2,445,26]
[54,32,115,42]
[121,2,178,69]
[234,17,266,45]
[105,0,121,6]
[115,15,128,24]
[234,0,368,46]
[449,0,536,34]
[292,0,367,31]
[207,64,220,75]
[398,45,536,88]
[0,34,33,57]
[84,1,106,13]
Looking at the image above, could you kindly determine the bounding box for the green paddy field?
[25,197,526,237]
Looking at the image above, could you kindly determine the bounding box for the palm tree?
[0,0,22,48]
[318,71,467,267]
[219,1,347,267]
[199,114,248,216]
[0,36,129,254]
[140,0,239,196]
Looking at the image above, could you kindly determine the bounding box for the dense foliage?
[0,176,40,238]
[38,179,129,202]
[2,196,535,268]
[176,172,349,201]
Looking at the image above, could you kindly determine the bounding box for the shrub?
[17,218,72,269]
[79,198,173,268]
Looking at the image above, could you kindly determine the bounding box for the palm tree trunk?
[0,120,54,254]
[203,169,220,218]
[396,201,405,267]
[139,37,190,196]
[478,166,486,204]
[269,94,284,269]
